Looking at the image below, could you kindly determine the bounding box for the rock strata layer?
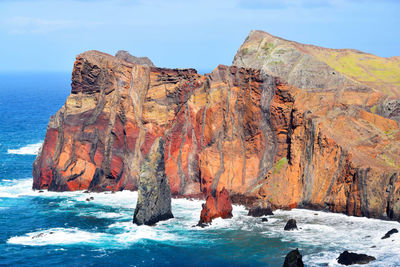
[33,31,400,221]
[133,137,173,225]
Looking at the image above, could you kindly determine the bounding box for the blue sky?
[0,0,399,72]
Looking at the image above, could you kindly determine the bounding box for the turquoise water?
[1,73,400,266]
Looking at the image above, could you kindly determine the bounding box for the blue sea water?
[1,73,400,266]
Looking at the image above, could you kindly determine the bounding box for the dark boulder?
[247,202,274,217]
[261,218,268,222]
[283,248,304,267]
[133,138,174,226]
[381,228,398,239]
[284,219,298,231]
[337,251,376,265]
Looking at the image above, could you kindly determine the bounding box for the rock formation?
[284,219,298,231]
[337,251,376,265]
[247,201,274,217]
[33,31,400,221]
[381,228,398,239]
[197,188,233,226]
[133,137,173,225]
[283,249,304,267]
[115,50,154,67]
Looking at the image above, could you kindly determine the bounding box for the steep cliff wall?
[34,41,400,220]
[33,50,276,198]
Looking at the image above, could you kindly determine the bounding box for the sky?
[0,0,399,72]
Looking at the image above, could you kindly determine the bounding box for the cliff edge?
[33,32,400,221]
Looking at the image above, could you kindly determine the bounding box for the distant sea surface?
[1,72,400,266]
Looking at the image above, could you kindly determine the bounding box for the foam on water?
[0,178,34,198]
[2,178,400,265]
[7,142,42,155]
[7,228,107,246]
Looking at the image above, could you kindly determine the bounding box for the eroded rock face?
[133,137,173,226]
[34,32,400,222]
[33,52,275,198]
[198,188,233,225]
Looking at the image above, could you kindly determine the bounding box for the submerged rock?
[247,202,274,217]
[381,228,398,239]
[197,188,233,226]
[284,219,298,231]
[32,233,46,239]
[283,248,304,267]
[133,138,174,226]
[337,251,376,265]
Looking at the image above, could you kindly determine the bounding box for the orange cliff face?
[33,49,400,221]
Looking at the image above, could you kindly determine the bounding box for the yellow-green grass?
[314,51,400,89]
[273,157,288,174]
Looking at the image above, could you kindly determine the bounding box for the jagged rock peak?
[115,50,154,67]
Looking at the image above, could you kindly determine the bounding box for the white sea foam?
[0,178,34,198]
[7,142,42,155]
[7,228,106,246]
[112,222,180,244]
[3,178,400,265]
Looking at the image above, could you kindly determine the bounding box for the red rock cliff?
[33,49,400,221]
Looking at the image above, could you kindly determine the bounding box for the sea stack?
[133,138,174,226]
[197,188,233,226]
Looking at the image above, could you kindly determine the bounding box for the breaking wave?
[2,178,400,265]
[7,142,42,155]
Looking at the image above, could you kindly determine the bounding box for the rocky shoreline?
[33,30,400,223]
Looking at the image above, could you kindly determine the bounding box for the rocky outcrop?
[283,249,304,267]
[284,219,298,231]
[133,137,173,225]
[247,201,273,217]
[33,31,400,221]
[337,251,376,265]
[381,228,398,239]
[197,188,233,226]
[115,50,154,67]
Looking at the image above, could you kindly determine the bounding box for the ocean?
[0,72,399,266]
